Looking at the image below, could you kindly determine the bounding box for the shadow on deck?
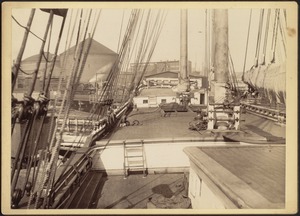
[66,171,188,209]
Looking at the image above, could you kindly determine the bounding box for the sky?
[11,7,263,73]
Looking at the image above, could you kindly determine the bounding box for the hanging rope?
[270,9,279,63]
[11,11,56,205]
[12,15,45,42]
[42,19,53,90]
[95,9,140,113]
[44,9,76,149]
[135,10,167,92]
[32,10,93,208]
[242,9,252,81]
[117,10,125,53]
[278,10,286,58]
[24,11,68,208]
[254,9,264,67]
[12,9,36,91]
[261,9,271,65]
[33,10,104,207]
[28,10,54,97]
[228,47,240,96]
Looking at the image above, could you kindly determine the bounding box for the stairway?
[123,140,147,178]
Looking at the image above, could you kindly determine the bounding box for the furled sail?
[242,8,286,105]
[243,61,286,104]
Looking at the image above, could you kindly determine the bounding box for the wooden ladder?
[123,140,146,178]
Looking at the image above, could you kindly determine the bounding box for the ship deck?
[95,173,189,209]
[100,107,285,142]
[89,107,286,209]
[108,108,207,140]
[13,107,286,209]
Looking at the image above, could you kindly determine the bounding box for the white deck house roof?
[136,88,177,98]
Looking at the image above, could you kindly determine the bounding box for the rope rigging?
[254,9,264,67]
[278,10,286,58]
[12,9,36,91]
[243,8,287,105]
[42,20,53,90]
[32,9,98,208]
[11,10,56,198]
[11,8,200,209]
[242,9,252,81]
[53,48,134,181]
[11,9,69,209]
[10,8,108,209]
[54,10,168,167]
[270,9,280,63]
[261,9,271,65]
[12,14,45,42]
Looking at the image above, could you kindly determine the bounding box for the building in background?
[130,60,192,77]
[133,71,208,108]
[13,39,118,107]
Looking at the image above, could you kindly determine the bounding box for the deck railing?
[240,102,286,124]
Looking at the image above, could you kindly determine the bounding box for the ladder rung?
[125,155,143,158]
[126,150,143,154]
[125,165,145,168]
[127,161,144,165]
[123,141,145,177]
[128,167,145,171]
[125,146,143,149]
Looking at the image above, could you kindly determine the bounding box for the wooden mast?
[210,9,229,103]
[179,9,189,92]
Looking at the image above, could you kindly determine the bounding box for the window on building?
[200,93,205,105]
[161,99,166,103]
[17,79,25,89]
[17,83,24,89]
[143,99,148,104]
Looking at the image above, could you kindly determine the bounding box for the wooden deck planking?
[201,146,285,204]
[96,174,186,209]
[219,159,284,204]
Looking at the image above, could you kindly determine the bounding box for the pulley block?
[11,188,22,209]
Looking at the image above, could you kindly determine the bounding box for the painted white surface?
[133,96,175,108]
[133,97,150,108]
[189,168,225,209]
[92,141,227,171]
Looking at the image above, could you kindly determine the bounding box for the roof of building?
[22,52,57,63]
[145,71,178,79]
[59,38,117,57]
[145,71,206,79]
[136,88,177,97]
